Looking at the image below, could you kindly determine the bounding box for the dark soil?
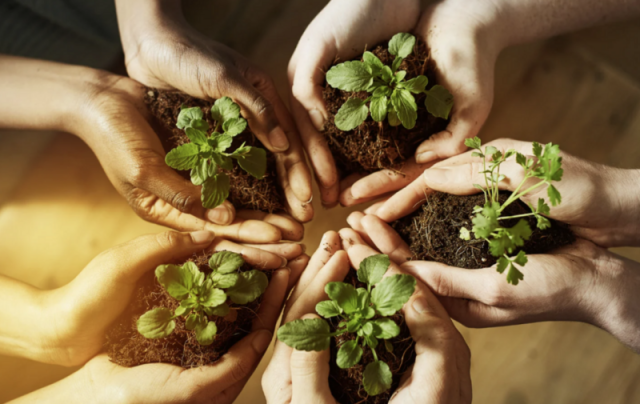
[322,38,448,177]
[105,252,272,368]
[328,270,415,404]
[392,192,576,268]
[145,89,285,213]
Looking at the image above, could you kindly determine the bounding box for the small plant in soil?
[164,97,267,209]
[277,254,416,396]
[326,32,453,131]
[459,137,564,284]
[137,251,268,345]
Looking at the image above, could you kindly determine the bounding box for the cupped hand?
[38,230,303,367]
[262,230,472,403]
[288,0,421,207]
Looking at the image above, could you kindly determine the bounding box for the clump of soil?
[392,192,575,268]
[328,270,415,404]
[322,38,448,177]
[145,89,285,213]
[105,252,271,368]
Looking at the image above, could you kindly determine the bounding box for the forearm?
[604,168,640,247]
[7,367,92,404]
[115,0,186,53]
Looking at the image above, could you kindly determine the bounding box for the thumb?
[290,314,336,404]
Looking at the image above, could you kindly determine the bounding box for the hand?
[115,1,313,221]
[288,0,421,207]
[0,230,305,366]
[347,213,640,353]
[262,230,472,403]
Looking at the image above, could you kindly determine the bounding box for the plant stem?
[498,212,537,220]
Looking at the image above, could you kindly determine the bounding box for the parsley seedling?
[164,97,267,209]
[326,33,453,131]
[277,254,416,396]
[137,251,268,345]
[459,137,564,285]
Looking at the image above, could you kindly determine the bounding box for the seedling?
[326,32,453,131]
[460,137,564,285]
[164,97,267,209]
[137,251,268,345]
[277,254,416,396]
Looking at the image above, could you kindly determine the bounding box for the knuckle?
[155,231,184,250]
[250,94,276,123]
[169,191,199,214]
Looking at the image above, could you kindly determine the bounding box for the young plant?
[164,97,267,209]
[277,254,416,396]
[459,137,564,285]
[137,251,268,345]
[326,32,453,131]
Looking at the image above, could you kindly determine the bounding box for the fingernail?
[206,206,232,225]
[303,195,314,205]
[423,168,450,185]
[269,126,289,152]
[309,109,326,131]
[321,200,338,209]
[412,297,430,314]
[252,330,273,353]
[280,256,288,268]
[190,230,215,244]
[416,150,437,163]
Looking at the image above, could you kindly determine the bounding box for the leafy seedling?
[164,97,267,209]
[326,32,453,131]
[459,137,564,285]
[277,254,416,396]
[137,251,268,345]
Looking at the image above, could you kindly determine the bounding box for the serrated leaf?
[195,321,217,345]
[177,107,205,130]
[325,282,359,314]
[222,117,247,137]
[165,143,200,170]
[316,300,343,318]
[391,88,417,129]
[536,215,551,230]
[548,184,562,206]
[137,308,175,339]
[185,127,208,145]
[277,318,332,351]
[357,254,390,286]
[516,152,527,167]
[496,256,509,274]
[372,318,400,339]
[460,227,471,240]
[211,96,241,123]
[371,274,416,316]
[402,76,428,94]
[209,251,245,273]
[232,146,267,179]
[532,142,543,158]
[506,263,524,285]
[370,96,388,122]
[226,270,268,304]
[389,33,416,58]
[190,159,209,186]
[513,250,528,266]
[536,198,550,215]
[326,61,373,91]
[335,98,369,131]
[209,134,234,153]
[201,174,230,209]
[363,361,392,396]
[155,263,197,300]
[425,85,454,119]
[465,136,482,150]
[210,271,239,288]
[200,287,227,308]
[337,340,363,369]
[472,202,499,239]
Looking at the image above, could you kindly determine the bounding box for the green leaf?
[370,96,388,122]
[222,117,247,137]
[460,227,471,240]
[209,251,245,273]
[200,287,227,308]
[211,96,241,123]
[211,152,233,171]
[357,254,390,286]
[174,303,190,317]
[391,56,403,72]
[185,312,200,330]
[363,51,384,75]
[363,361,392,396]
[536,198,551,216]
[472,202,499,239]
[548,184,562,206]
[185,128,208,146]
[372,318,400,339]
[371,274,416,316]
[389,33,416,58]
[190,159,209,186]
[316,300,343,318]
[516,152,527,168]
[532,142,543,158]
[337,340,363,369]
[496,256,509,274]
[509,220,533,248]
[536,215,551,230]
[394,70,407,83]
[195,321,218,345]
[209,134,234,153]
[226,270,268,304]
[325,282,359,314]
[232,146,267,179]
[210,272,239,288]
[465,137,482,150]
[506,263,525,285]
[137,308,175,339]
[402,76,428,94]
[425,85,454,119]
[155,263,197,300]
[381,66,394,83]
[387,109,400,126]
[335,98,369,131]
[391,88,417,129]
[384,340,394,353]
[165,143,200,170]
[372,86,392,97]
[513,250,528,266]
[362,322,374,336]
[201,174,230,209]
[205,303,230,317]
[177,107,205,130]
[326,61,374,91]
[277,318,332,351]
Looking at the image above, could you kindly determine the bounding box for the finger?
[361,215,413,264]
[236,210,305,241]
[241,243,304,261]
[429,138,534,168]
[290,314,335,404]
[289,40,331,125]
[287,254,311,292]
[211,219,282,243]
[372,174,433,222]
[414,126,473,164]
[337,228,369,251]
[253,269,290,333]
[338,173,369,207]
[437,296,512,328]
[349,157,430,200]
[210,239,287,269]
[363,200,387,215]
[346,212,373,246]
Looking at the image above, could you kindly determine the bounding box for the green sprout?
[326,32,453,131]
[164,97,267,209]
[460,137,564,285]
[137,251,268,345]
[277,254,416,396]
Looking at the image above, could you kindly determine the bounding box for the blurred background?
[1,0,640,402]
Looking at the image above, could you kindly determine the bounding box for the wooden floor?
[1,1,640,402]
